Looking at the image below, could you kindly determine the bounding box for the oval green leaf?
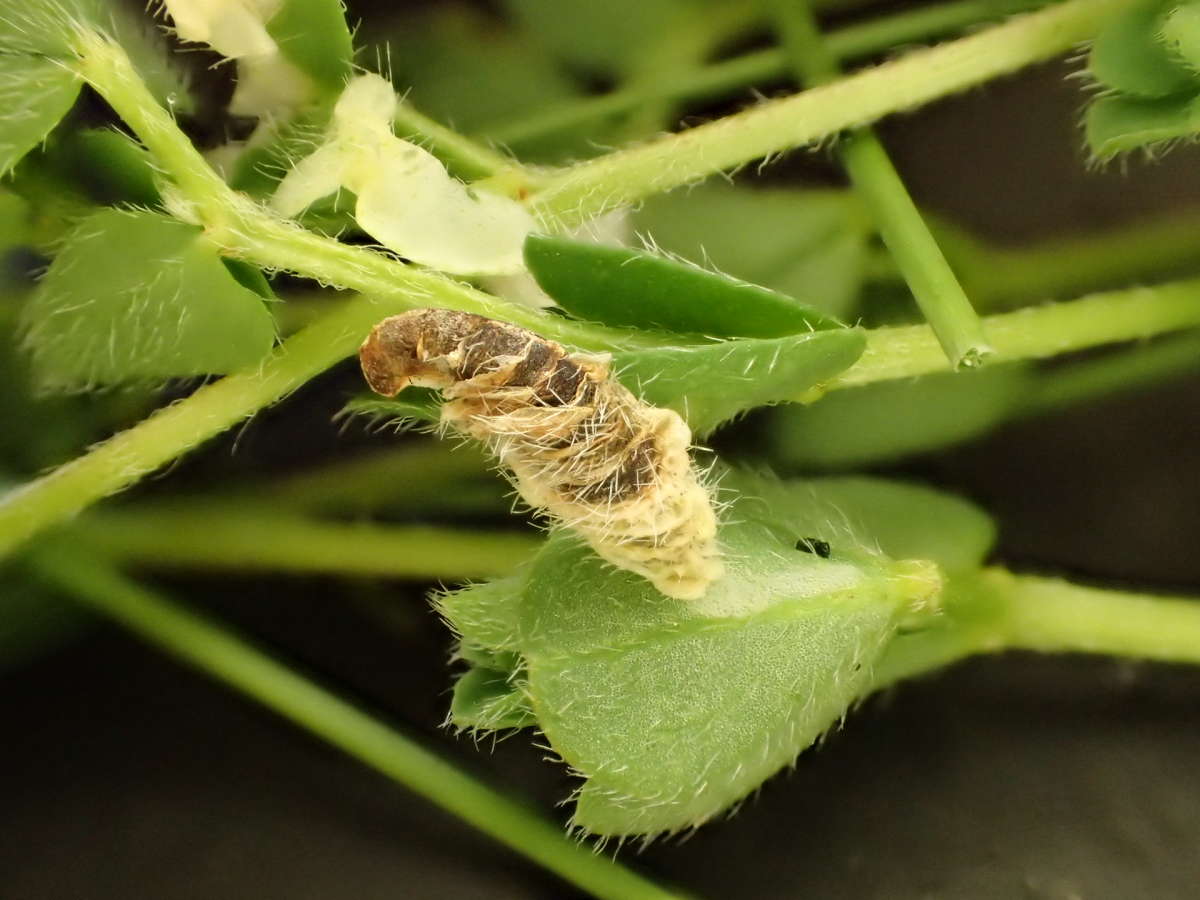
[21,209,277,389]
[0,57,81,178]
[613,327,865,436]
[266,0,354,93]
[443,469,951,836]
[525,233,845,338]
[1084,92,1200,159]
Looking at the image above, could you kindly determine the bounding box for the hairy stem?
[0,295,391,560]
[29,545,684,900]
[828,278,1200,390]
[771,0,990,369]
[531,0,1134,225]
[487,0,1047,149]
[74,507,540,579]
[873,567,1200,689]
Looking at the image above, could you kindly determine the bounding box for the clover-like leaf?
[614,328,866,436]
[441,468,960,836]
[21,209,276,389]
[526,234,845,338]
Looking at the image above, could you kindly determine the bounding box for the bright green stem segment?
[29,546,683,900]
[0,296,391,560]
[830,277,1200,390]
[531,0,1135,225]
[770,0,990,369]
[839,134,991,368]
[874,568,1200,688]
[74,507,540,579]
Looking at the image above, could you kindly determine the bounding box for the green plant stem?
[828,277,1200,390]
[73,508,540,579]
[0,295,386,560]
[771,0,990,369]
[28,545,683,900]
[487,0,1045,149]
[531,0,1134,225]
[873,568,1200,688]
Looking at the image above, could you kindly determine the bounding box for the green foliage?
[267,0,355,94]
[440,468,973,835]
[0,57,83,178]
[1084,0,1200,158]
[614,328,866,436]
[632,182,873,319]
[21,209,276,390]
[524,233,845,337]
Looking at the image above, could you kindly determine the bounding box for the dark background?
[5,4,1200,898]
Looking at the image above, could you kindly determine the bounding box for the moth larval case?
[359,308,723,600]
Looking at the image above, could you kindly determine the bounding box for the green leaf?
[632,183,873,319]
[1084,92,1200,159]
[1160,2,1200,72]
[1089,0,1197,97]
[450,666,536,731]
[0,56,82,178]
[767,365,1035,468]
[500,0,694,75]
[451,469,946,836]
[525,234,845,338]
[267,0,354,93]
[613,328,866,436]
[21,209,277,389]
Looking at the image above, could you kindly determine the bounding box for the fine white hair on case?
[360,309,723,600]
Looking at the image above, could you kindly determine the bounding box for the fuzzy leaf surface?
[1089,0,1198,97]
[613,328,866,436]
[1085,92,1200,158]
[526,234,844,338]
[0,57,81,178]
[443,469,963,835]
[21,209,276,389]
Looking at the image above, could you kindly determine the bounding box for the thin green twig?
[769,0,990,369]
[28,544,685,900]
[530,0,1135,225]
[486,0,1046,149]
